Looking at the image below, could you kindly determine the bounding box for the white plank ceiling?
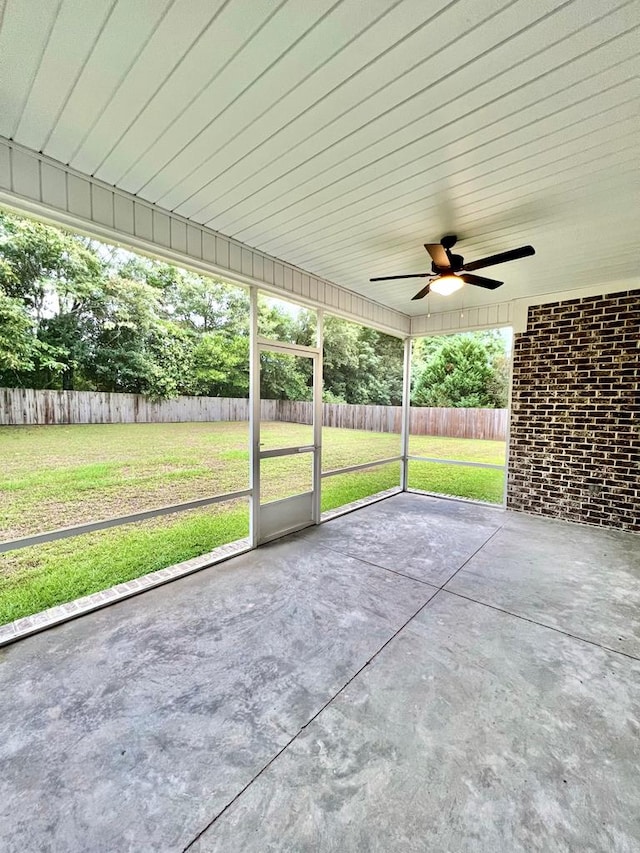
[0,0,638,317]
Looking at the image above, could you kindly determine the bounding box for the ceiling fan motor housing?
[432,253,464,274]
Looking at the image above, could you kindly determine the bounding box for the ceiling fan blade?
[462,244,535,272]
[424,243,450,269]
[460,273,503,290]
[369,273,430,282]
[411,282,431,300]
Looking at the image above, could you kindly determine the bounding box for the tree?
[486,352,510,408]
[0,211,105,389]
[253,298,315,399]
[190,333,249,398]
[358,325,404,405]
[82,277,194,399]
[260,351,312,401]
[322,316,403,405]
[5,209,493,407]
[0,212,103,310]
[0,292,36,377]
[129,260,252,398]
[412,332,508,408]
[165,269,250,336]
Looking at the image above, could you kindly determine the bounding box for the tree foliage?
[411,332,509,408]
[0,210,507,406]
[0,291,35,373]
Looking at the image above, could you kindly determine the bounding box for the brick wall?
[507,290,639,533]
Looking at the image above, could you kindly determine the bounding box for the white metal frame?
[502,328,516,509]
[400,337,412,491]
[256,337,321,356]
[1,287,406,557]
[254,331,321,545]
[249,286,260,547]
[0,172,411,558]
[0,489,252,554]
[407,456,504,470]
[322,456,402,478]
[313,310,324,524]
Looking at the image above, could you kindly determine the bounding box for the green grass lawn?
[408,461,504,503]
[0,503,249,626]
[322,462,402,512]
[0,422,505,624]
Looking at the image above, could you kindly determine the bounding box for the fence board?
[0,388,507,440]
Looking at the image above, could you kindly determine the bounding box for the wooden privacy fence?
[410,405,506,440]
[277,400,506,440]
[0,387,253,425]
[0,388,507,440]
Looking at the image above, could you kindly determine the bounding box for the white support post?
[503,327,515,509]
[249,287,260,547]
[400,336,412,491]
[312,310,324,523]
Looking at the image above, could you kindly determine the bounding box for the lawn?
[0,422,505,624]
[408,461,504,504]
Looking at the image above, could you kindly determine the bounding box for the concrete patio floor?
[1,493,638,852]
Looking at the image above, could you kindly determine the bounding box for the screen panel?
[407,461,504,504]
[322,314,403,471]
[0,499,250,625]
[322,462,401,514]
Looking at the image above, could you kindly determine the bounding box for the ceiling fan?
[370,235,535,300]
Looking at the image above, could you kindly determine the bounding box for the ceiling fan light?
[430,275,464,296]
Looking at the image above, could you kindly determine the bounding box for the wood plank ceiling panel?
[267,92,639,263]
[153,0,429,213]
[11,0,117,152]
[242,52,638,259]
[220,3,637,245]
[192,0,572,232]
[296,104,638,271]
[44,0,186,164]
[70,0,233,177]
[158,0,492,215]
[0,0,638,319]
[98,0,335,191]
[0,0,63,137]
